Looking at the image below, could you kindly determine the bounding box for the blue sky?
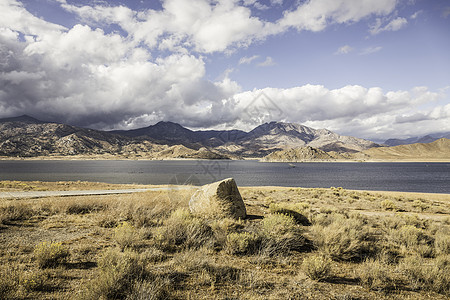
[0,0,449,141]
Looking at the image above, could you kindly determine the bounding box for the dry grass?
[0,182,449,299]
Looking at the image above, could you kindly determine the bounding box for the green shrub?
[225,232,260,255]
[34,241,70,268]
[302,254,332,281]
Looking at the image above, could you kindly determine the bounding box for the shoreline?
[1,156,449,163]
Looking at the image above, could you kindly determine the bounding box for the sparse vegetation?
[0,182,449,299]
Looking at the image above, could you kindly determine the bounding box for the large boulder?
[189,178,246,219]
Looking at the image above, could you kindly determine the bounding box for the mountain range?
[0,115,378,158]
[384,133,450,146]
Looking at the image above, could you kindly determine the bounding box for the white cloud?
[335,45,353,55]
[229,85,449,139]
[238,55,260,65]
[359,46,382,55]
[2,0,447,140]
[58,0,400,54]
[410,10,422,19]
[279,0,397,32]
[369,17,408,35]
[257,56,275,67]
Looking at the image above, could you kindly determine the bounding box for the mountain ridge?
[0,115,382,159]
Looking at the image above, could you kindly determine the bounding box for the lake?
[0,160,449,194]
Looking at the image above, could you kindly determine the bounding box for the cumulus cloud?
[335,45,353,55]
[1,0,448,140]
[369,17,408,35]
[279,0,397,32]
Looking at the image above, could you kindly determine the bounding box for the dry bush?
[19,269,49,292]
[34,241,70,268]
[358,257,397,291]
[261,213,297,237]
[268,203,311,226]
[258,213,313,257]
[0,264,20,299]
[387,225,434,257]
[225,232,261,255]
[434,229,450,255]
[153,208,214,251]
[171,249,241,287]
[302,254,332,281]
[114,221,140,250]
[311,213,376,262]
[381,199,396,211]
[81,248,150,300]
[399,254,450,294]
[0,203,35,224]
[126,277,171,300]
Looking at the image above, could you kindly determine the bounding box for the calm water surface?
[0,160,449,193]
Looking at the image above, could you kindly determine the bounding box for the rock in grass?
[189,178,246,219]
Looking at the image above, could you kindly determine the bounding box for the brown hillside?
[363,138,450,160]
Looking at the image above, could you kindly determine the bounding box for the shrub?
[82,248,149,299]
[388,225,433,257]
[311,214,376,261]
[259,213,313,256]
[225,232,260,255]
[381,199,396,211]
[20,269,49,292]
[358,258,396,291]
[0,265,19,298]
[400,255,450,294]
[65,202,106,214]
[114,221,140,250]
[126,277,171,300]
[435,230,450,255]
[302,254,332,281]
[34,241,69,268]
[268,203,311,226]
[153,209,214,251]
[261,213,296,237]
[0,203,34,224]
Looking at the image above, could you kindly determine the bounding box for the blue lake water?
[0,160,449,194]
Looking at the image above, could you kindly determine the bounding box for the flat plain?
[1,181,449,299]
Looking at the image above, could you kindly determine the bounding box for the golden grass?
[0,182,449,299]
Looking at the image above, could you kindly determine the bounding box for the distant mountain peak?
[0,114,46,124]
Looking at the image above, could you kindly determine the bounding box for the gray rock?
[189,178,246,219]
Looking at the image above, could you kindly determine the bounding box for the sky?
[0,0,449,141]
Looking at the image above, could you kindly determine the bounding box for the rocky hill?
[261,146,335,162]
